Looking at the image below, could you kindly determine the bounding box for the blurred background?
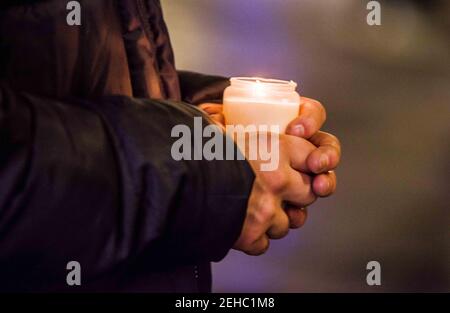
[162,0,450,292]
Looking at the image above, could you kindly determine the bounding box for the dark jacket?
[0,0,254,292]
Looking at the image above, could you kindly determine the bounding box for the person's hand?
[285,97,341,198]
[201,97,341,255]
[199,103,225,125]
[200,99,342,198]
[233,133,317,255]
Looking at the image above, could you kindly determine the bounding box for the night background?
[163,0,450,292]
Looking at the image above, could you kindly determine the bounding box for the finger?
[242,235,270,256]
[285,97,326,139]
[285,206,308,229]
[284,135,317,173]
[267,208,290,239]
[312,171,337,197]
[210,113,225,125]
[237,192,276,247]
[199,103,223,114]
[307,131,341,174]
[233,227,270,256]
[281,170,317,207]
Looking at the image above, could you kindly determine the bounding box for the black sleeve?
[0,85,254,288]
[178,70,231,105]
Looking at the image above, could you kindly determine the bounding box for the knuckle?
[264,170,288,193]
[246,239,270,256]
[296,215,307,228]
[259,201,276,222]
[275,226,290,239]
[298,213,308,227]
[305,193,317,206]
[289,175,317,206]
[269,222,290,239]
[237,236,256,253]
[258,239,270,255]
[241,241,255,253]
[290,212,307,228]
[313,173,336,197]
[249,202,275,225]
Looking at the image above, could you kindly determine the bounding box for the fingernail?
[318,154,329,171]
[291,124,305,137]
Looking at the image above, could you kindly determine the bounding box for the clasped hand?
[200,98,341,255]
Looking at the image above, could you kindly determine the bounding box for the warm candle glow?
[223,77,300,133]
[252,79,266,97]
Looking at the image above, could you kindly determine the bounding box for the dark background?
[162,0,450,292]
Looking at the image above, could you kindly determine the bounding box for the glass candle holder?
[223,77,300,133]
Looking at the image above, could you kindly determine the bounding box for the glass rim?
[230,77,297,90]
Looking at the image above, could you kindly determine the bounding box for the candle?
[223,77,300,133]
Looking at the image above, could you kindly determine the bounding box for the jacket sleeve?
[178,70,231,105]
[0,85,254,286]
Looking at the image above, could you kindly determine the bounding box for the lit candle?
[223,77,300,133]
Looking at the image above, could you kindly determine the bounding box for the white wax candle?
[223,77,300,133]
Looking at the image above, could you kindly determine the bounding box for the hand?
[233,133,317,255]
[286,97,341,198]
[201,98,341,255]
[201,99,342,197]
[199,103,225,125]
